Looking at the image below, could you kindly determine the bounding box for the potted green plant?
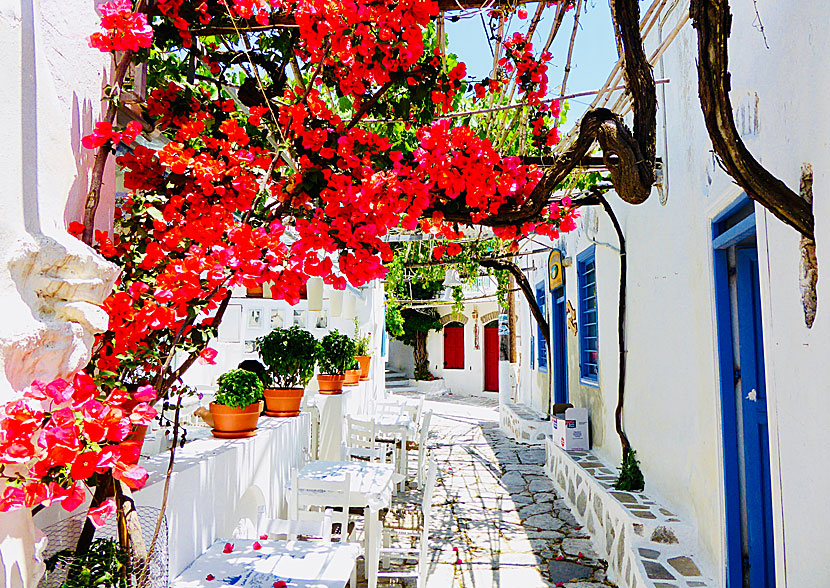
[316,329,356,394]
[344,357,361,387]
[209,368,264,437]
[353,317,372,381]
[254,326,317,417]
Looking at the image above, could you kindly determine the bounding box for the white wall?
[427,302,500,396]
[182,281,387,407]
[519,3,830,585]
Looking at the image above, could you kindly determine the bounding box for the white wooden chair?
[250,512,333,541]
[290,468,359,585]
[289,469,352,542]
[414,410,433,489]
[343,416,392,465]
[378,455,438,587]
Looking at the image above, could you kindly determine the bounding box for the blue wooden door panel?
[552,287,568,404]
[736,247,774,588]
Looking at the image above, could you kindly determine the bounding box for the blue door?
[712,199,775,588]
[552,286,568,404]
[735,247,775,588]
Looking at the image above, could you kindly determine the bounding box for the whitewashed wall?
[182,281,386,405]
[428,302,500,396]
[517,3,830,585]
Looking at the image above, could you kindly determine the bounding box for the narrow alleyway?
[392,394,615,587]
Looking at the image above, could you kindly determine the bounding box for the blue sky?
[445,0,624,130]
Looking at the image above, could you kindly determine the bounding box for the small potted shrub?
[344,357,361,387]
[210,368,264,437]
[316,330,355,394]
[353,318,372,381]
[254,326,317,417]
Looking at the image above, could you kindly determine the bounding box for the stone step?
[386,380,411,387]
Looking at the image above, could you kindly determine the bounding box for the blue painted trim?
[535,281,548,373]
[712,215,757,250]
[552,286,569,404]
[712,248,744,588]
[713,193,752,224]
[577,246,599,386]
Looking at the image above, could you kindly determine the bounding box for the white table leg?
[366,506,380,588]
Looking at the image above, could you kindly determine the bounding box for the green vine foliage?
[614,448,645,492]
[47,538,128,588]
[254,326,317,389]
[215,369,264,408]
[316,330,356,375]
[396,308,443,347]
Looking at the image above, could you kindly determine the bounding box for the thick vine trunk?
[434,0,656,226]
[598,195,631,457]
[413,331,429,377]
[690,0,814,239]
[480,258,550,350]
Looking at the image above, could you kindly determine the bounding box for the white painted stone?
[0,1,119,586]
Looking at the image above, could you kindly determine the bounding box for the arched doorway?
[483,320,499,392]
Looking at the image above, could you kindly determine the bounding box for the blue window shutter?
[536,282,547,373]
[577,247,598,384]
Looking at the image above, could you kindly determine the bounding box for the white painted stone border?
[409,378,446,395]
[544,438,714,588]
[500,401,550,445]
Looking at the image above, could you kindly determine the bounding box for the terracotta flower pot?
[264,388,304,417]
[317,374,345,395]
[355,355,371,380]
[209,401,263,437]
[246,285,263,298]
[344,369,361,386]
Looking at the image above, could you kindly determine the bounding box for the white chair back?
[255,512,333,542]
[417,455,438,584]
[289,469,351,542]
[416,410,433,488]
[374,400,405,418]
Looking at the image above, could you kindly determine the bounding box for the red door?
[443,324,464,369]
[484,324,499,392]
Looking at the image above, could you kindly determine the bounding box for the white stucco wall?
[182,281,387,404]
[514,3,830,585]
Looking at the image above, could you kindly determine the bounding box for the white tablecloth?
[136,414,311,576]
[296,460,395,511]
[172,538,360,588]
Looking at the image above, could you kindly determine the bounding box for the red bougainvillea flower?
[252,541,262,550]
[206,574,215,581]
[113,462,149,490]
[133,385,157,403]
[88,498,117,528]
[273,581,287,588]
[198,348,218,365]
[223,543,234,554]
[259,534,268,540]
[89,0,153,53]
[455,558,462,565]
[70,451,100,481]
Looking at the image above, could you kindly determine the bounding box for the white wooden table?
[296,460,395,588]
[172,538,360,587]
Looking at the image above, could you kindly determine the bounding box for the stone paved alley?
[377,394,614,587]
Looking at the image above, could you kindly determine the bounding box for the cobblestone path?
[419,396,614,587]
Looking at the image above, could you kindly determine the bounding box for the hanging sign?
[548,250,564,291]
[566,300,578,336]
[498,313,509,335]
